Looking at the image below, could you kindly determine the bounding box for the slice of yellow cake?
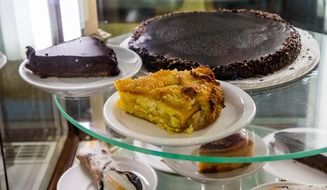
[114,66,224,133]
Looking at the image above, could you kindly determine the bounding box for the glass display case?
[1,0,327,189]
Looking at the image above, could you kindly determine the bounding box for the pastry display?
[114,66,224,133]
[128,9,301,80]
[269,184,327,190]
[76,140,142,190]
[274,131,327,174]
[198,131,254,173]
[25,36,120,78]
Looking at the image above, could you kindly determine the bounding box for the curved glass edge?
[54,96,327,163]
[0,52,7,69]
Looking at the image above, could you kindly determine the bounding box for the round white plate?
[228,29,320,91]
[57,157,158,190]
[18,44,142,97]
[162,131,268,183]
[0,51,7,69]
[263,127,327,154]
[133,140,176,174]
[263,159,327,185]
[103,81,256,146]
[263,128,327,184]
[120,29,319,91]
[252,182,300,190]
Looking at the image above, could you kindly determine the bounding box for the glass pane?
[0,0,69,189]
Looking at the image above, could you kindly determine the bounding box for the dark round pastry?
[197,131,254,173]
[128,9,302,80]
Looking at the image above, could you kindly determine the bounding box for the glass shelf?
[53,77,327,163]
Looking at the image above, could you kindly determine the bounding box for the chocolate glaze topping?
[132,12,287,66]
[200,133,247,150]
[25,36,120,78]
[129,9,301,80]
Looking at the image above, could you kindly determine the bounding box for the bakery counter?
[2,1,327,189]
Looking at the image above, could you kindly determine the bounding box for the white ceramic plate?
[0,51,7,69]
[252,182,301,190]
[103,81,256,146]
[18,44,142,97]
[133,140,176,174]
[57,157,158,190]
[263,127,327,153]
[162,131,268,183]
[263,159,327,185]
[120,29,319,91]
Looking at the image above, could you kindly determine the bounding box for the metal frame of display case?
[0,130,9,190]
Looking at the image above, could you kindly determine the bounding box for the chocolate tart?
[128,9,301,80]
[25,36,120,78]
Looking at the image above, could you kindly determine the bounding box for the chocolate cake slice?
[25,36,120,78]
[129,9,301,80]
[273,131,327,174]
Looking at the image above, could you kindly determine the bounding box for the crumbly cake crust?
[114,66,224,133]
[128,9,302,80]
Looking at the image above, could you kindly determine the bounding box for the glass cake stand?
[54,82,327,189]
[53,31,327,189]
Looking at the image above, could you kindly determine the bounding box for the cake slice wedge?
[76,140,117,187]
[76,140,143,190]
[25,36,120,78]
[114,66,224,133]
